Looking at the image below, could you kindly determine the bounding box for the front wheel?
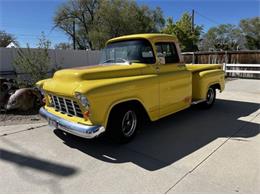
[106,106,139,143]
[201,87,216,109]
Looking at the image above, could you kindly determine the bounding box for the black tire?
[201,87,216,109]
[106,105,139,143]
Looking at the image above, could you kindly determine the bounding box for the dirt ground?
[0,109,46,126]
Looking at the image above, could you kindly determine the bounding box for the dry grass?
[0,108,45,126]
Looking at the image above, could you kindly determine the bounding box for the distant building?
[6,42,18,48]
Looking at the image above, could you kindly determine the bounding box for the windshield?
[99,39,155,65]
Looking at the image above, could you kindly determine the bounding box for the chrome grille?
[49,95,83,117]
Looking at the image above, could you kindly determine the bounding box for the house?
[6,41,18,48]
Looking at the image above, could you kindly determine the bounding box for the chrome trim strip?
[63,98,69,113]
[51,95,56,107]
[71,100,77,116]
[57,96,61,110]
[191,99,206,105]
[39,107,105,139]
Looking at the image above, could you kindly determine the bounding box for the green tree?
[14,33,51,86]
[0,30,16,47]
[90,0,164,49]
[199,24,245,51]
[54,0,164,50]
[239,17,260,50]
[54,0,99,50]
[162,13,203,52]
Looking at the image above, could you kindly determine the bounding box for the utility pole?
[191,9,195,52]
[73,20,76,50]
[191,9,195,33]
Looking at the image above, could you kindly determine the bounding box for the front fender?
[35,78,51,89]
[77,75,159,127]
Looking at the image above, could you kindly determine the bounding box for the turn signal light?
[83,110,90,119]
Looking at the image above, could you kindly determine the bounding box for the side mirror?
[157,53,165,65]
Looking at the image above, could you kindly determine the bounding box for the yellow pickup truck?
[38,34,225,143]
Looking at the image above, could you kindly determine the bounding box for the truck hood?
[42,63,147,96]
[53,63,146,82]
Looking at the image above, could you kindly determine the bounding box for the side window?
[155,42,180,64]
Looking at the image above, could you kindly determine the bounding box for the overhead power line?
[194,10,221,26]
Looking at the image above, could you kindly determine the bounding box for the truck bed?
[185,64,225,101]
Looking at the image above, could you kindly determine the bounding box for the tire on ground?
[201,86,216,109]
[106,104,140,143]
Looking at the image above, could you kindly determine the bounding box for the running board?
[191,99,206,105]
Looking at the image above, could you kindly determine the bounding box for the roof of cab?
[106,33,177,45]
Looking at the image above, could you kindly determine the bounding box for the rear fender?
[192,69,225,100]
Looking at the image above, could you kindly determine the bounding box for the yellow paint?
[37,33,225,128]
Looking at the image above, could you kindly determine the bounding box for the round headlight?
[80,96,89,107]
[75,92,90,108]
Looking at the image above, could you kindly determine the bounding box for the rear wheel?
[106,105,139,143]
[201,87,216,109]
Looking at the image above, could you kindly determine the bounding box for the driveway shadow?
[0,149,77,177]
[54,99,259,171]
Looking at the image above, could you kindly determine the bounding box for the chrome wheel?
[121,110,137,137]
[206,88,215,105]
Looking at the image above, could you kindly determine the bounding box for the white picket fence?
[223,63,260,78]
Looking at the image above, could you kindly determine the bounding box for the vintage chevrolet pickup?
[38,34,225,142]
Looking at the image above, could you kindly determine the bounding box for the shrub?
[14,33,51,86]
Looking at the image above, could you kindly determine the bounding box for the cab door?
[155,42,192,118]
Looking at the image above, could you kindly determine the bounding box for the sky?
[0,0,259,48]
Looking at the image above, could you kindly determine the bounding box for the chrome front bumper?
[39,107,105,139]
